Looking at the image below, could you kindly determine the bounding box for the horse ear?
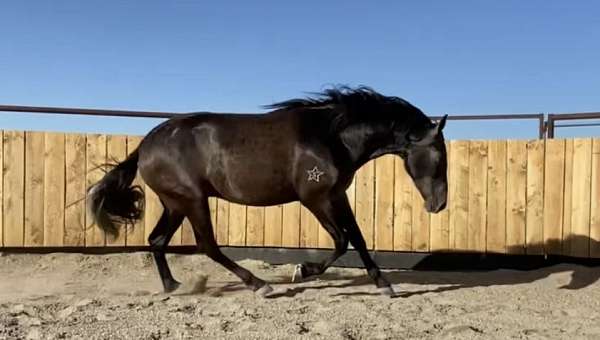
[436,114,448,134]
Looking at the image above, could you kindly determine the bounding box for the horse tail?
[87,148,144,239]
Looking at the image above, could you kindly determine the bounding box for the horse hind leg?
[148,202,184,293]
[185,196,273,296]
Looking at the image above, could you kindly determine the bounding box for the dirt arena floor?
[1,252,600,339]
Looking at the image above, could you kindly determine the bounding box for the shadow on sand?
[265,236,600,298]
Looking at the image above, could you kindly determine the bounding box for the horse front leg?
[292,195,349,281]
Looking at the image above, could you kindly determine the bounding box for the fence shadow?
[267,236,600,298]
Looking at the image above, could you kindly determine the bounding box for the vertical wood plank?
[282,202,301,247]
[393,157,412,251]
[375,155,395,251]
[543,139,565,255]
[486,140,507,253]
[207,197,217,243]
[215,199,229,246]
[526,140,545,254]
[228,203,247,246]
[65,133,86,247]
[506,140,527,254]
[448,141,469,251]
[106,135,127,246]
[246,206,265,247]
[318,211,334,249]
[44,133,65,246]
[3,131,25,246]
[430,142,451,252]
[125,135,145,246]
[570,138,592,257]
[346,176,357,213]
[143,185,162,245]
[24,132,45,246]
[300,205,319,248]
[590,139,600,258]
[264,205,283,247]
[411,178,430,252]
[181,218,195,246]
[562,140,574,255]
[355,160,375,249]
[467,141,487,252]
[0,131,3,246]
[86,134,107,246]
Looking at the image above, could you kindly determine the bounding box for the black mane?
[264,86,432,132]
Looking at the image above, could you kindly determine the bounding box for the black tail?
[87,148,144,238]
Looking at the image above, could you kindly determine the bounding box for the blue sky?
[0,1,599,139]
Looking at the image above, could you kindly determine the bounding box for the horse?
[87,86,448,297]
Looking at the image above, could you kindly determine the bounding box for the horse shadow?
[265,235,600,298]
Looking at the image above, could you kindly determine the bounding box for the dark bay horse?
[88,86,448,297]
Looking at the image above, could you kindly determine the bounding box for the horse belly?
[213,166,297,206]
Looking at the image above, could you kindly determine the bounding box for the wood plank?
[448,141,469,251]
[486,140,507,253]
[375,155,395,251]
[125,135,145,246]
[543,139,565,255]
[300,205,319,248]
[3,131,25,246]
[393,157,412,251]
[264,205,283,247]
[506,140,527,254]
[570,138,592,257]
[24,131,45,246]
[526,140,545,254]
[228,202,247,246]
[85,134,107,246]
[430,142,451,252]
[411,175,430,252]
[65,134,86,247]
[318,209,334,249]
[355,160,375,249]
[0,131,2,246]
[562,139,574,256]
[281,202,301,247]
[181,218,195,246]
[346,176,357,213]
[215,199,229,246]
[467,140,487,252]
[144,185,162,245]
[44,133,66,247]
[246,206,265,247]
[590,139,600,258]
[106,135,127,246]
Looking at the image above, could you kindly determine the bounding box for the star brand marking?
[307,166,325,182]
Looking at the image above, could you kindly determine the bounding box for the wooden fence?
[0,130,599,257]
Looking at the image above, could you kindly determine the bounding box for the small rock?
[26,328,42,340]
[10,304,25,315]
[25,317,43,326]
[75,298,94,308]
[96,313,116,321]
[57,306,76,320]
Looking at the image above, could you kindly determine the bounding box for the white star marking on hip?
[307,166,325,182]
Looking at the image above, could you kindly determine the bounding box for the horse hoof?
[378,286,396,297]
[291,264,304,283]
[164,281,182,294]
[255,284,274,297]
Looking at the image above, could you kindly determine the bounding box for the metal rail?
[0,104,597,139]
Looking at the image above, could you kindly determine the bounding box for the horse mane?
[263,86,432,133]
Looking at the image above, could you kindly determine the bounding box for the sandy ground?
[1,252,600,340]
